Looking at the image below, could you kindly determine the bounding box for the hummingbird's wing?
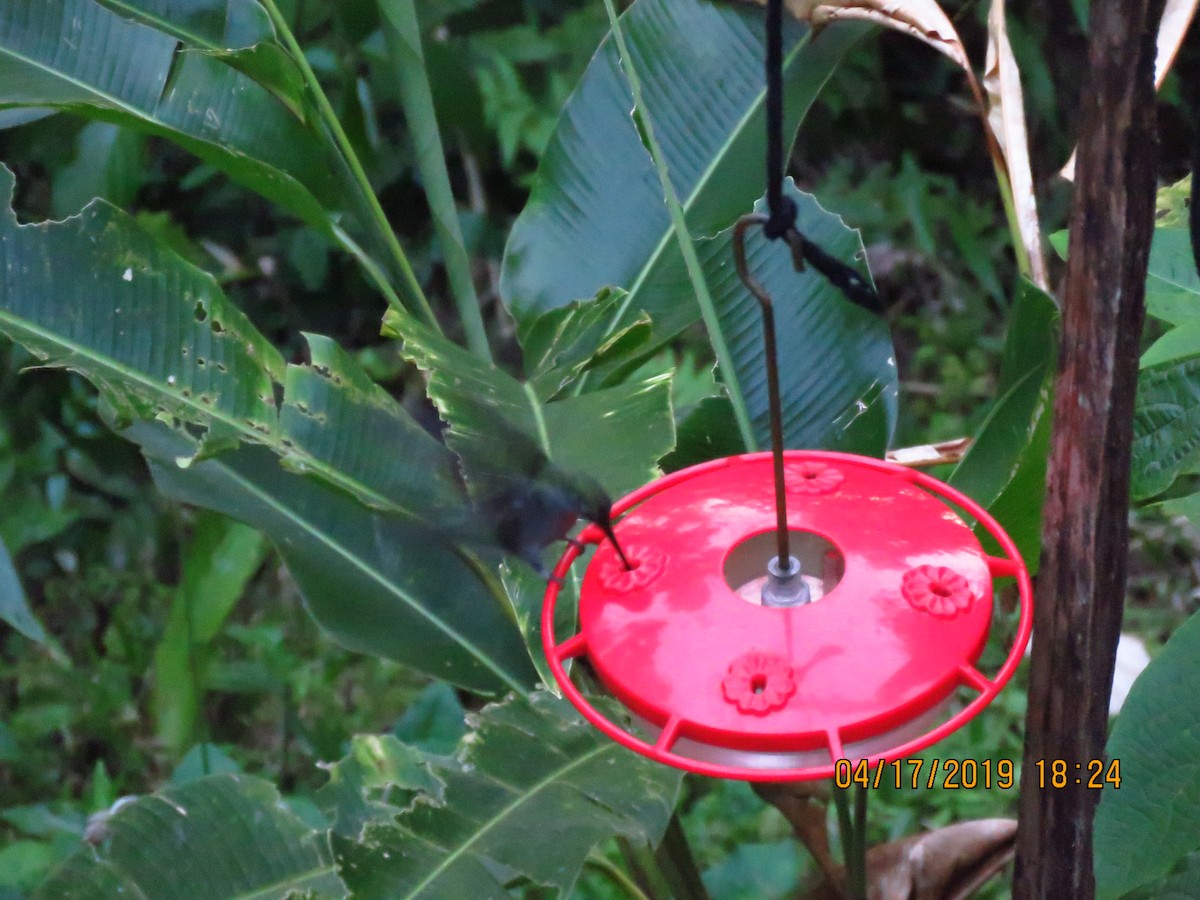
[427,404,610,573]
[450,412,554,500]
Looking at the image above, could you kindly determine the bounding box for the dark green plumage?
[442,416,630,577]
[483,467,624,576]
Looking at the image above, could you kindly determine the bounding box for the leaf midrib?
[0,313,531,690]
[233,860,340,900]
[0,40,148,121]
[522,381,553,456]
[0,309,425,522]
[97,0,228,52]
[403,741,618,898]
[0,16,316,201]
[1148,270,1200,295]
[604,27,814,335]
[168,438,533,695]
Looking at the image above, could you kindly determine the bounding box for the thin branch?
[378,0,492,361]
[258,0,439,329]
[832,787,862,900]
[653,813,710,900]
[616,837,675,900]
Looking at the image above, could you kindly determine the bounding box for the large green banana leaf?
[502,0,896,455]
[500,0,865,342]
[37,775,347,899]
[41,693,682,899]
[708,183,897,454]
[0,0,331,225]
[333,692,681,899]
[0,166,541,694]
[132,425,538,696]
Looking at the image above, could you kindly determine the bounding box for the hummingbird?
[482,465,632,578]
[440,415,632,578]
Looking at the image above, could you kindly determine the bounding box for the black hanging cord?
[750,0,885,315]
[731,0,888,582]
[763,0,795,240]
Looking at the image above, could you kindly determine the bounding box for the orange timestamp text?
[833,758,1122,791]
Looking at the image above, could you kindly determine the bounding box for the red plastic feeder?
[542,451,1033,782]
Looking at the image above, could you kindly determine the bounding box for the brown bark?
[1012,2,1164,898]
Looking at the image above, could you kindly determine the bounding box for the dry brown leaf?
[1157,0,1200,84]
[734,0,1046,289]
[1060,0,1199,180]
[735,0,969,71]
[886,436,973,467]
[802,818,1017,900]
[985,0,1048,289]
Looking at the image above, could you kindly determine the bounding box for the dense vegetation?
[0,1,1198,897]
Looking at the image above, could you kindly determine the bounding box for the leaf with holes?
[333,691,682,899]
[0,0,332,226]
[385,306,675,503]
[0,168,539,692]
[318,734,444,841]
[0,167,465,523]
[517,288,654,401]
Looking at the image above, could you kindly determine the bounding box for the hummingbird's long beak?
[592,513,633,571]
[597,521,633,571]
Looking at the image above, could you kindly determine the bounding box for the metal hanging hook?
[732,213,811,606]
[730,0,884,605]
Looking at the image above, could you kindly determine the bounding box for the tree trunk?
[1012,2,1164,898]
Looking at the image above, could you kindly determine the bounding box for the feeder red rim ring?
[542,450,1034,783]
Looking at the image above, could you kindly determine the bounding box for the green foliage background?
[0,1,1197,898]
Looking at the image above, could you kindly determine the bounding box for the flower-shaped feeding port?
[785,461,844,495]
[542,450,1033,782]
[902,565,975,618]
[722,651,796,714]
[597,545,666,593]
